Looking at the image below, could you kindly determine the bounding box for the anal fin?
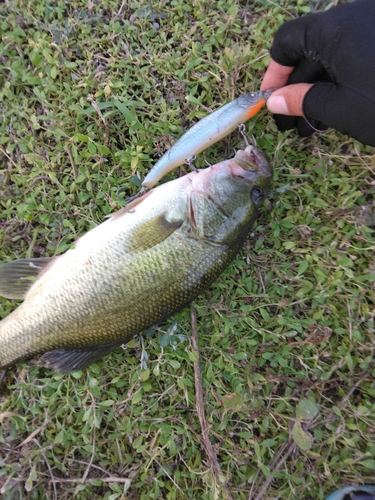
[0,257,55,299]
[38,343,123,373]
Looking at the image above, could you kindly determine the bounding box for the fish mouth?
[243,145,272,176]
[229,145,273,182]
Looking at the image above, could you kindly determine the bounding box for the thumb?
[266,83,314,116]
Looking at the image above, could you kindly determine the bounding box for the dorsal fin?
[0,257,55,299]
[108,191,153,222]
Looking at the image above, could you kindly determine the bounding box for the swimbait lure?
[142,90,271,189]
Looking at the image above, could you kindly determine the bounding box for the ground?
[0,1,374,499]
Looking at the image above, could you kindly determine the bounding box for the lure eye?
[251,187,264,202]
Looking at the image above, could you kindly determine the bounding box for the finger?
[260,60,294,91]
[285,58,330,86]
[266,83,314,116]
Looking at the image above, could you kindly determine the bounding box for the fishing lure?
[142,90,271,189]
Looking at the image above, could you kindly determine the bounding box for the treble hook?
[238,123,250,146]
[184,155,198,171]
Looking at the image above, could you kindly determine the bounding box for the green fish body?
[0,146,272,373]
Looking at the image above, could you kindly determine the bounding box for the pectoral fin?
[107,191,183,251]
[0,257,55,299]
[127,213,183,252]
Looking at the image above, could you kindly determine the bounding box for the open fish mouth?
[243,145,272,175]
[226,145,273,182]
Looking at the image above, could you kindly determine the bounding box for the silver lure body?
[142,91,267,189]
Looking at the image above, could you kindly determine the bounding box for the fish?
[0,145,272,374]
[142,90,269,189]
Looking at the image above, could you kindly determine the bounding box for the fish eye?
[251,187,263,202]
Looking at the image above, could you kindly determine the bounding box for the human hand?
[261,0,375,147]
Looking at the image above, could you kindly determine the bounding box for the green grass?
[0,0,374,499]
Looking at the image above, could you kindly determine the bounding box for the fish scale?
[0,146,272,373]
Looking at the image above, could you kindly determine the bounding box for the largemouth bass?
[142,91,269,189]
[0,146,272,373]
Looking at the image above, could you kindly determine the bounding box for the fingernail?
[267,95,290,115]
